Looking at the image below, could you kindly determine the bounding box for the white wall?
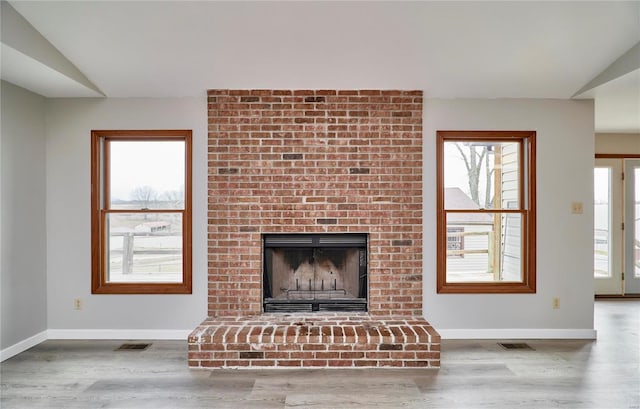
[1,81,48,349]
[423,99,596,338]
[595,133,640,154]
[45,97,207,335]
[4,93,597,342]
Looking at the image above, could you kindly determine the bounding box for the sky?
[593,167,610,204]
[109,140,185,202]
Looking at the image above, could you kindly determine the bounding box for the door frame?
[595,154,640,297]
[624,159,640,295]
[594,158,623,295]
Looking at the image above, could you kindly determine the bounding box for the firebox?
[263,234,368,312]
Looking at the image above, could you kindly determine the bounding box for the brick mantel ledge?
[188,314,440,369]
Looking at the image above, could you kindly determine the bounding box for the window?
[447,227,464,258]
[437,131,536,293]
[91,130,192,294]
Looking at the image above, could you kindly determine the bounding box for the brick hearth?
[189,314,440,368]
[189,89,439,368]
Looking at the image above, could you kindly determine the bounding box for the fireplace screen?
[263,234,367,312]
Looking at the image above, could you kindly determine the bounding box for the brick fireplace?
[188,89,440,368]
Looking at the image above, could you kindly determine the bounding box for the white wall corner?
[0,330,48,362]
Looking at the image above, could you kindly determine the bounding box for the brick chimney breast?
[189,90,439,369]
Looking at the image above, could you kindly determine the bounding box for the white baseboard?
[1,327,597,362]
[438,328,597,340]
[47,329,192,340]
[1,330,48,362]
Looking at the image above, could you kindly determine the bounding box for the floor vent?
[498,342,533,350]
[116,343,151,351]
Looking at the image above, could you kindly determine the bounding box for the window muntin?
[437,131,536,293]
[91,130,192,294]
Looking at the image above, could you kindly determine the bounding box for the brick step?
[188,313,440,369]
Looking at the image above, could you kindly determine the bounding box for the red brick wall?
[207,90,423,317]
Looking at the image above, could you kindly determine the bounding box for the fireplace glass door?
[263,234,367,312]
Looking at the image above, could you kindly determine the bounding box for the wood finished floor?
[1,300,638,409]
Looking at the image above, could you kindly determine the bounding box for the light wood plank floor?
[1,300,639,408]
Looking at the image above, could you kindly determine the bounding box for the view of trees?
[131,185,156,208]
[453,143,494,208]
[128,185,184,209]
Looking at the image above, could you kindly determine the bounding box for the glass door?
[624,160,640,294]
[594,159,623,295]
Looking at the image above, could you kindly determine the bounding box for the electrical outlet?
[571,202,584,214]
[552,297,560,309]
[73,298,82,310]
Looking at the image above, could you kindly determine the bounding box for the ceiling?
[2,1,639,133]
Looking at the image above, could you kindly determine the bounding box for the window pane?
[109,141,185,209]
[444,141,520,210]
[106,212,183,283]
[447,227,464,258]
[594,167,611,278]
[445,212,522,283]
